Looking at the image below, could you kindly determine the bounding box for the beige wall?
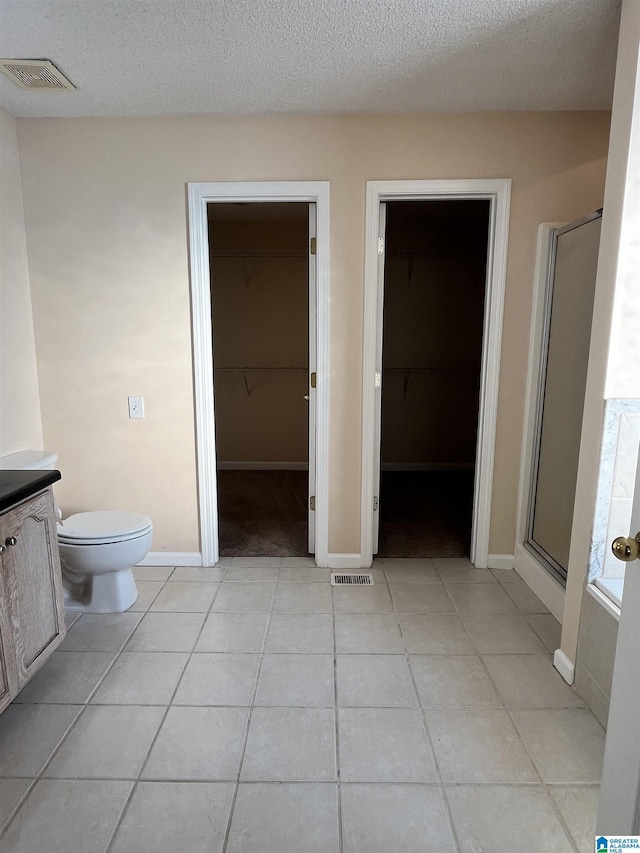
[0,107,43,456]
[16,112,609,555]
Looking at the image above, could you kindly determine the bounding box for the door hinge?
[310,372,317,388]
[378,237,384,255]
[310,496,316,511]
[310,237,316,255]
[373,496,379,511]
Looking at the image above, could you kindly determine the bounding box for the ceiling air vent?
[0,59,75,90]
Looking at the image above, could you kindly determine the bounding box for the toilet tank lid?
[0,450,58,470]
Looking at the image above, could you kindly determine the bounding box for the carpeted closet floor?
[377,470,474,558]
[217,470,309,557]
[216,469,473,559]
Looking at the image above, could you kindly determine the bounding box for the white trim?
[380,462,474,472]
[587,581,622,622]
[371,201,387,552]
[326,553,365,569]
[138,552,203,567]
[361,179,511,569]
[553,648,575,685]
[217,461,308,471]
[513,543,566,622]
[307,201,318,554]
[188,182,330,567]
[487,554,515,570]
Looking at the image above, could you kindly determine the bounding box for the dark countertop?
[0,471,61,514]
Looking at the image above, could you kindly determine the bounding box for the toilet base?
[63,567,139,613]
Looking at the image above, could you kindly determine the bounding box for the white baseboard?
[514,544,565,623]
[217,461,308,470]
[487,553,515,570]
[380,462,474,472]
[138,552,203,567]
[553,649,575,685]
[326,553,365,569]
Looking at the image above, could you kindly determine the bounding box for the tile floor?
[0,558,604,852]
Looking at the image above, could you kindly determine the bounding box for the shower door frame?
[361,179,511,568]
[188,181,330,567]
[524,210,603,585]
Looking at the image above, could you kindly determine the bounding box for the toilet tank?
[0,450,58,470]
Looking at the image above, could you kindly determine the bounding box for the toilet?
[0,450,153,613]
[57,510,152,612]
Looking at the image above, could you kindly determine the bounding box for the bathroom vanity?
[0,470,66,714]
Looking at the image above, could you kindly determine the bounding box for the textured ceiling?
[0,0,620,118]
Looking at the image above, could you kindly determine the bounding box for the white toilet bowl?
[58,511,153,613]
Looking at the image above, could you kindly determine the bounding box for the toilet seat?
[57,511,153,546]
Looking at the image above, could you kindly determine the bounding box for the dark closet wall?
[209,211,309,464]
[381,201,490,466]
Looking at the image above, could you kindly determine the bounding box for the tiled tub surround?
[576,398,639,727]
[0,558,602,853]
[588,398,640,585]
[575,584,619,730]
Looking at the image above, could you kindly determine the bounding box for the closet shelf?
[383,366,480,398]
[387,250,486,259]
[210,249,307,258]
[383,366,479,372]
[215,367,307,373]
[214,366,308,396]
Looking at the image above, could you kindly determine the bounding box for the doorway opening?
[361,179,511,568]
[376,200,491,557]
[208,201,314,557]
[188,181,330,568]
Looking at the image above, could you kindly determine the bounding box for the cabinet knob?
[0,544,5,556]
[5,536,17,547]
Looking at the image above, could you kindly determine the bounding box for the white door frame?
[361,179,511,568]
[187,181,330,567]
[307,202,318,554]
[513,223,568,622]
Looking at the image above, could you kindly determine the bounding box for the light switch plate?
[128,396,144,419]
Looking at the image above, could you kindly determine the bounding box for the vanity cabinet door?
[0,590,18,714]
[0,489,66,690]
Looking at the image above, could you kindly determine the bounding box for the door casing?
[188,181,330,566]
[361,179,511,568]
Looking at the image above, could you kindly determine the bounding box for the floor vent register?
[330,573,375,586]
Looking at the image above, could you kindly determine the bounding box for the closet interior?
[208,202,310,556]
[378,200,491,557]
